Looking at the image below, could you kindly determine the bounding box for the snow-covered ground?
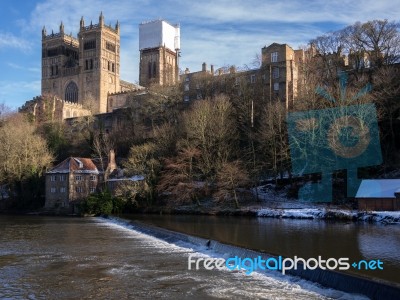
[254,185,400,224]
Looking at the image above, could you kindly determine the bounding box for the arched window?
[65,81,78,103]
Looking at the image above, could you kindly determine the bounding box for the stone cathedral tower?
[41,13,120,114]
[139,20,180,87]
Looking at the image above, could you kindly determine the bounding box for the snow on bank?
[257,208,400,224]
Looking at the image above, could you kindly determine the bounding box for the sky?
[0,0,399,109]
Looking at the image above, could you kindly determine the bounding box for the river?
[131,214,400,285]
[0,215,370,299]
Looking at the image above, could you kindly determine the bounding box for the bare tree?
[214,160,250,208]
[183,95,237,179]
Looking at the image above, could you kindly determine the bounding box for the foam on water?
[98,216,369,300]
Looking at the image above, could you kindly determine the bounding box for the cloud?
[7,62,40,73]
[15,0,400,82]
[0,32,32,52]
[0,80,41,109]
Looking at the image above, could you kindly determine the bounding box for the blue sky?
[1,0,399,109]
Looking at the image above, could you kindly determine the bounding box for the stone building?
[40,12,138,115]
[181,43,305,109]
[139,20,180,87]
[45,157,102,213]
[260,43,304,108]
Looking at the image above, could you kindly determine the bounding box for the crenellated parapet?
[19,95,91,122]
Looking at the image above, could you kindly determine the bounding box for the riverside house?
[45,157,102,213]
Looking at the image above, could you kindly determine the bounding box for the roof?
[107,175,145,182]
[356,179,400,198]
[47,157,100,174]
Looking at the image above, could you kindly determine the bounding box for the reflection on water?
[130,214,400,284]
[0,215,361,300]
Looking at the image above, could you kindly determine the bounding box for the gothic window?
[112,63,115,73]
[65,81,78,103]
[90,59,93,69]
[84,40,96,50]
[85,60,89,70]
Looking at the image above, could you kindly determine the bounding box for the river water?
[130,214,400,285]
[0,215,368,299]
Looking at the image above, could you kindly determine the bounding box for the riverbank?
[3,183,400,224]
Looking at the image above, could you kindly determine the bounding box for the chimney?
[229,66,236,74]
[107,149,117,175]
[185,67,190,74]
[211,64,214,75]
[202,62,207,72]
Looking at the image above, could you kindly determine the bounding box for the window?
[152,62,157,77]
[250,74,256,83]
[59,175,66,181]
[271,52,278,62]
[108,61,111,71]
[184,83,189,91]
[75,175,82,181]
[185,77,190,82]
[85,60,89,70]
[90,175,96,181]
[65,81,78,103]
[235,77,240,86]
[272,67,279,79]
[184,95,189,102]
[50,175,56,182]
[112,63,115,73]
[274,82,279,91]
[90,187,96,193]
[148,62,152,79]
[50,187,56,193]
[106,41,116,52]
[84,40,96,50]
[60,187,66,193]
[76,187,83,193]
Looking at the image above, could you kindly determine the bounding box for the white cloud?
[14,0,400,81]
[0,80,41,109]
[7,62,40,73]
[0,32,32,51]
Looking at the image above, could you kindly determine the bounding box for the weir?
[104,215,400,300]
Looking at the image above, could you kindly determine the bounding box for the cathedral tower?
[139,20,180,87]
[41,13,120,114]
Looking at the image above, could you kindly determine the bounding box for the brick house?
[45,157,103,213]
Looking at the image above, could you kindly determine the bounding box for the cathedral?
[21,13,180,120]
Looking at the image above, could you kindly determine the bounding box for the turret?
[99,11,104,27]
[80,16,85,29]
[42,26,46,38]
[60,21,64,34]
[115,20,120,33]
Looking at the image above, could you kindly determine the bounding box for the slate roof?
[356,179,400,198]
[46,157,100,174]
